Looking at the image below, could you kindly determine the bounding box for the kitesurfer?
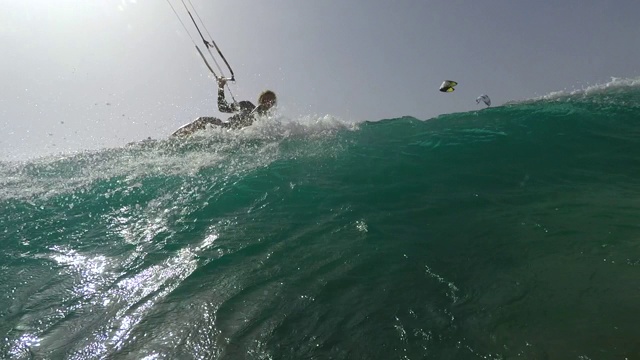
[171,78,277,137]
[216,77,276,128]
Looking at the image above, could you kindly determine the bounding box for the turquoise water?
[2,80,640,359]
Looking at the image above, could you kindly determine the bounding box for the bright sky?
[2,0,639,160]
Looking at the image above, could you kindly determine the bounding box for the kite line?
[165,0,237,102]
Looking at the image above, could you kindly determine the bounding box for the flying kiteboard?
[439,80,458,92]
[476,94,491,107]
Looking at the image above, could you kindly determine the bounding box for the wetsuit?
[171,89,267,137]
[218,89,256,129]
[217,88,268,129]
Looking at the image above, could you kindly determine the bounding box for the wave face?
[2,79,640,359]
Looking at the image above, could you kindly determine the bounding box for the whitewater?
[2,78,640,359]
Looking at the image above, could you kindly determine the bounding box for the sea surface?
[2,79,640,359]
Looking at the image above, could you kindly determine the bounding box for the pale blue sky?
[1,0,639,160]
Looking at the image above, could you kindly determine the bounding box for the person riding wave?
[171,77,277,137]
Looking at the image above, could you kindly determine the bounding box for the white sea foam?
[509,76,640,104]
[0,114,357,200]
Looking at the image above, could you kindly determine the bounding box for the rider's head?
[258,90,277,111]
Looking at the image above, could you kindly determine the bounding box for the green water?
[2,82,640,359]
